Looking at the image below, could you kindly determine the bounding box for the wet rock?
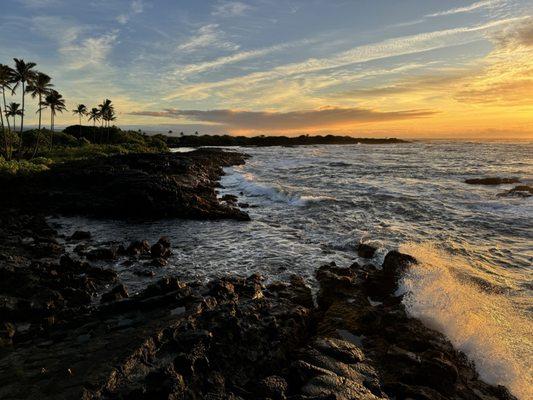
[151,257,168,267]
[465,177,520,185]
[86,246,119,261]
[498,185,533,197]
[157,236,171,249]
[221,194,238,204]
[101,284,129,303]
[151,242,171,258]
[357,243,377,258]
[68,230,91,241]
[126,239,150,256]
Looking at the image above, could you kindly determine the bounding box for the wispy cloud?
[17,0,62,8]
[166,17,525,100]
[176,24,239,52]
[212,1,252,17]
[117,0,145,25]
[426,0,501,18]
[131,106,436,131]
[176,38,316,76]
[60,31,118,69]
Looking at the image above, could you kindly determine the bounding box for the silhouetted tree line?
[163,133,407,147]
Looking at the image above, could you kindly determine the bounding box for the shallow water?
[51,141,532,399]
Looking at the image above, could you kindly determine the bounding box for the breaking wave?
[398,242,532,400]
[225,170,336,206]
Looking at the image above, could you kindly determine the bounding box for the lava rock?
[101,284,129,303]
[357,243,377,258]
[465,177,520,185]
[69,231,92,241]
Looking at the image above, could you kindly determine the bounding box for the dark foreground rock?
[465,177,520,185]
[0,238,516,399]
[0,149,250,221]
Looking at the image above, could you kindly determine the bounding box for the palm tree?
[72,104,87,137]
[11,59,37,136]
[26,72,53,157]
[39,90,66,149]
[98,99,114,142]
[5,103,23,134]
[26,72,53,130]
[88,107,100,142]
[0,64,14,159]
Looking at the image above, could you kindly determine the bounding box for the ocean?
[53,141,532,399]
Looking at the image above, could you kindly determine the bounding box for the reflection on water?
[51,141,532,399]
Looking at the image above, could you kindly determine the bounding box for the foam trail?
[225,170,335,206]
[398,242,532,400]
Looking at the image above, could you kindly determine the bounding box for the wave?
[225,170,336,206]
[397,242,532,400]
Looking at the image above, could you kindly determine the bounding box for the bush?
[0,156,50,177]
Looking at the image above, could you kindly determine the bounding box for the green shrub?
[0,156,50,176]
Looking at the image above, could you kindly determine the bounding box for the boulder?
[357,243,377,258]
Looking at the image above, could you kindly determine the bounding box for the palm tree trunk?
[0,99,6,159]
[32,93,42,159]
[2,89,12,160]
[49,111,54,150]
[17,82,25,160]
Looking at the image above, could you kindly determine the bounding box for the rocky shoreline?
[0,150,518,399]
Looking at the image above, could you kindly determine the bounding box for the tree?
[0,64,14,159]
[26,72,53,157]
[11,59,36,136]
[39,90,66,149]
[5,103,23,136]
[98,99,114,142]
[72,104,87,137]
[194,131,199,136]
[88,107,101,142]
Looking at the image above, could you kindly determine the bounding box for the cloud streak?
[212,1,252,17]
[165,17,526,100]
[117,0,145,25]
[176,24,239,52]
[426,0,501,17]
[130,107,437,131]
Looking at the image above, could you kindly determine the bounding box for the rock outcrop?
[0,149,250,221]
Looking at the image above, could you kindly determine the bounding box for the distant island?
[163,133,407,147]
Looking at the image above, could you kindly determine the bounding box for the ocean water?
[52,141,532,399]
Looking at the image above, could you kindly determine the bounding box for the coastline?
[0,149,519,399]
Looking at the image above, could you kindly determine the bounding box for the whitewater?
[53,141,532,399]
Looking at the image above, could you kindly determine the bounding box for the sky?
[1,0,532,138]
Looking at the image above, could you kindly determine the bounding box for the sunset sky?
[1,0,532,138]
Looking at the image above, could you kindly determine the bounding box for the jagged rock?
[101,284,129,303]
[126,239,151,256]
[0,150,251,221]
[69,230,92,241]
[86,246,119,261]
[358,243,377,258]
[151,242,171,258]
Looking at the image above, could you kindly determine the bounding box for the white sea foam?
[226,170,335,206]
[398,242,533,400]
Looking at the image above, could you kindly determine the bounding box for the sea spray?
[398,242,532,400]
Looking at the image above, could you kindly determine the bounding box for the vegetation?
[163,133,407,147]
[0,58,131,162]
[0,57,166,177]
